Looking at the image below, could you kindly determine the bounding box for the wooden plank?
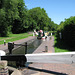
[25,52,75,64]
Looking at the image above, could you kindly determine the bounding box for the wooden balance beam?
[1,52,75,64]
[25,52,75,64]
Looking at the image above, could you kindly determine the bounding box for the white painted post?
[51,33,52,36]
[33,32,34,36]
[50,33,52,39]
[4,40,6,45]
[59,32,62,39]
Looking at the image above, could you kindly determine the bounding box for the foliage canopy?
[0,0,57,36]
[57,16,75,48]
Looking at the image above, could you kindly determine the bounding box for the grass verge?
[0,33,32,45]
[54,35,69,53]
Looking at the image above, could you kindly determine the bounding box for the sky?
[24,0,75,25]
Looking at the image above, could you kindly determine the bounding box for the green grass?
[54,47,69,53]
[0,33,32,45]
[54,35,69,53]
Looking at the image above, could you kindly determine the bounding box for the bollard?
[25,42,27,54]
[45,46,48,52]
[4,40,6,45]
[59,32,62,39]
[50,33,52,39]
[8,42,14,54]
[50,36,51,40]
[51,33,52,36]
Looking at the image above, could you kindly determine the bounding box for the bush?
[57,16,75,48]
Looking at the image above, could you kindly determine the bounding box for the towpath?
[22,36,75,75]
[0,36,35,53]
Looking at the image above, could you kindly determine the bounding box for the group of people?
[33,29,52,40]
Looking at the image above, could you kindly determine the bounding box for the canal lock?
[7,38,42,68]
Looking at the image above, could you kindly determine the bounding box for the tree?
[12,0,27,33]
[0,0,57,36]
[0,0,20,36]
[27,7,55,31]
[0,9,9,36]
[57,16,75,48]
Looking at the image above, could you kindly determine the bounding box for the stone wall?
[0,61,8,75]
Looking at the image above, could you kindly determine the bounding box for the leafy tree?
[27,7,50,30]
[12,0,27,33]
[0,0,20,36]
[0,0,57,36]
[0,9,9,36]
[57,16,75,48]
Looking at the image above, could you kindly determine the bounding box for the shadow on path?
[28,66,68,75]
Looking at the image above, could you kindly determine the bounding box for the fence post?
[25,42,27,54]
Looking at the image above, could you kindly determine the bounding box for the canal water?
[12,38,42,54]
[8,38,42,67]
